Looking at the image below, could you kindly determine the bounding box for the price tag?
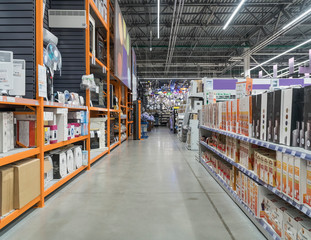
[255,140,258,144]
[92,55,95,65]
[301,153,306,159]
[291,151,296,156]
[274,146,279,151]
[282,148,286,153]
[102,66,106,74]
[7,97,15,103]
[266,144,270,148]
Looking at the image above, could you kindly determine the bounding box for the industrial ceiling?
[118,0,311,81]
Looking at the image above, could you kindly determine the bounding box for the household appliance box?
[306,161,311,207]
[260,92,268,141]
[0,112,12,153]
[280,87,304,146]
[12,158,40,209]
[48,10,87,28]
[282,154,288,194]
[44,156,53,186]
[0,166,14,216]
[89,15,95,55]
[273,89,282,144]
[17,120,36,148]
[73,146,82,169]
[0,51,13,90]
[283,207,305,240]
[9,59,26,96]
[297,216,311,240]
[287,155,294,199]
[294,156,307,204]
[50,150,67,179]
[276,152,282,191]
[251,95,257,138]
[266,92,274,142]
[304,85,311,150]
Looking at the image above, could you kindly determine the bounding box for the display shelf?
[44,166,87,197]
[90,148,108,164]
[0,147,40,167]
[0,196,40,229]
[200,140,311,218]
[200,125,311,161]
[199,158,281,240]
[89,52,108,70]
[110,109,120,112]
[43,136,88,152]
[0,96,39,107]
[188,92,204,99]
[90,107,108,112]
[89,0,108,30]
[44,101,88,110]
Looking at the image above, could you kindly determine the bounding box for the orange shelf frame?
[43,136,88,152]
[89,0,109,30]
[0,196,41,229]
[110,142,119,150]
[90,107,108,112]
[44,101,88,110]
[44,166,87,197]
[0,96,39,107]
[90,149,109,164]
[0,148,40,167]
[89,53,108,71]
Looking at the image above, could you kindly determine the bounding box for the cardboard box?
[287,155,294,198]
[268,156,277,187]
[260,92,268,141]
[297,217,311,240]
[0,112,10,153]
[283,207,305,240]
[266,92,274,142]
[13,158,40,209]
[276,152,283,191]
[68,111,82,120]
[262,194,280,225]
[232,99,239,133]
[280,87,304,146]
[294,156,307,204]
[282,154,288,194]
[51,150,67,179]
[44,156,53,186]
[7,112,14,151]
[251,95,257,138]
[270,200,290,238]
[17,120,36,147]
[0,166,14,215]
[273,89,282,144]
[44,112,54,121]
[239,97,251,136]
[304,161,311,207]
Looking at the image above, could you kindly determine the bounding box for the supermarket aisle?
[1,128,265,240]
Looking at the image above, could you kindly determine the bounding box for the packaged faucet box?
[280,87,304,146]
[273,89,282,144]
[294,156,307,204]
[266,91,274,142]
[260,92,268,141]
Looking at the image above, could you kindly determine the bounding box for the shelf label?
[7,97,15,103]
[301,153,306,159]
[274,146,279,151]
[102,66,106,74]
[282,148,287,153]
[291,151,296,156]
[92,56,95,65]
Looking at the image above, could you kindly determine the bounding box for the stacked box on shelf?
[239,141,259,171]
[239,96,252,137]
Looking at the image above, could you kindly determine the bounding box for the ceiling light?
[157,0,160,38]
[223,0,246,30]
[283,7,311,30]
[250,39,311,71]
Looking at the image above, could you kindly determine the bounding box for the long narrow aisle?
[1,128,265,240]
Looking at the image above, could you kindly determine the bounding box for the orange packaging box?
[287,155,294,199]
[282,154,288,194]
[276,152,283,191]
[294,156,307,204]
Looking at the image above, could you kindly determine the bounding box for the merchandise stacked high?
[200,84,311,240]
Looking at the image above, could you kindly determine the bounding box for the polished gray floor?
[0,128,265,240]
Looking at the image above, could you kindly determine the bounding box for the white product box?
[217,102,222,129]
[270,200,290,238]
[287,155,294,199]
[8,112,14,150]
[0,112,9,153]
[90,117,107,149]
[50,150,67,179]
[294,156,307,204]
[66,149,74,174]
[232,99,239,133]
[305,162,311,207]
[68,111,82,120]
[0,51,13,90]
[276,152,283,191]
[297,217,311,240]
[282,154,288,194]
[239,96,251,136]
[9,59,25,96]
[44,112,54,121]
[283,208,305,240]
[82,150,88,166]
[260,92,268,141]
[44,156,53,186]
[15,114,36,121]
[73,146,82,169]
[263,194,280,225]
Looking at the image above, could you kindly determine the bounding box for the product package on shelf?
[266,92,274,142]
[46,108,68,142]
[73,145,83,169]
[304,85,311,150]
[260,92,268,141]
[273,89,282,144]
[280,87,304,146]
[44,156,53,186]
[232,99,239,133]
[12,158,40,209]
[16,119,36,148]
[239,141,259,170]
[0,166,14,215]
[221,102,227,130]
[276,152,283,191]
[294,156,307,204]
[239,96,252,137]
[50,149,67,179]
[226,101,231,132]
[0,112,14,152]
[304,161,311,207]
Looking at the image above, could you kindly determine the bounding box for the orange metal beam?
[0,148,40,167]
[89,0,109,30]
[90,150,109,164]
[43,136,88,152]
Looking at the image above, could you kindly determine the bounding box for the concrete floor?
[0,128,265,240]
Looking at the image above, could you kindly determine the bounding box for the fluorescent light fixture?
[283,7,311,30]
[223,0,246,30]
[157,0,160,38]
[250,38,311,71]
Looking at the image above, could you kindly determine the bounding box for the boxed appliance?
[268,155,277,187]
[282,154,288,194]
[0,51,13,90]
[305,161,311,207]
[0,166,14,216]
[283,207,305,240]
[226,101,231,132]
[266,92,274,142]
[68,111,82,120]
[12,158,40,209]
[262,194,280,225]
[82,150,88,166]
[66,148,74,174]
[46,108,68,142]
[280,87,304,146]
[251,95,257,138]
[50,150,67,179]
[0,112,14,153]
[7,112,14,151]
[9,59,26,96]
[287,155,294,199]
[73,146,83,169]
[276,152,283,191]
[239,96,251,136]
[232,100,239,133]
[239,141,258,170]
[270,200,290,238]
[297,217,311,240]
[44,156,53,186]
[45,125,57,144]
[260,92,268,141]
[304,85,311,150]
[294,156,307,204]
[44,127,50,145]
[17,120,36,148]
[273,89,282,144]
